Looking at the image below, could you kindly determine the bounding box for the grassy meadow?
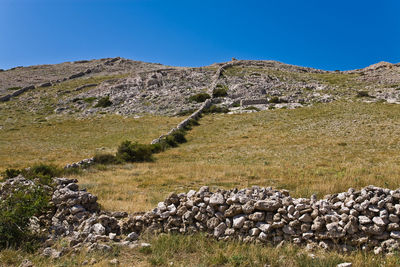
[69,101,400,213]
[2,100,400,266]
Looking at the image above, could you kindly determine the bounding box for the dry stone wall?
[124,184,400,254]
[3,176,400,255]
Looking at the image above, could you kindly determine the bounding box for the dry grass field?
[72,101,400,213]
[2,101,400,266]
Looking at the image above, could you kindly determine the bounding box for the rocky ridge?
[2,58,399,117]
[3,176,400,256]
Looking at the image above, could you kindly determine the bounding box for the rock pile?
[124,185,400,254]
[3,176,400,254]
[64,157,95,169]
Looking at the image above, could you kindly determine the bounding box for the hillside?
[1,58,400,266]
[1,58,400,119]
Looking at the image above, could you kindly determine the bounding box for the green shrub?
[183,118,200,130]
[165,135,178,147]
[0,183,51,250]
[176,109,196,116]
[3,169,21,180]
[356,91,370,97]
[204,105,229,114]
[268,96,287,104]
[244,106,260,111]
[116,141,154,162]
[94,96,112,108]
[212,85,228,97]
[171,130,187,144]
[83,97,97,104]
[232,102,240,107]
[150,143,167,154]
[93,153,120,165]
[2,164,62,186]
[188,93,211,103]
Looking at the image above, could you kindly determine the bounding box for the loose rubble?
[3,176,400,255]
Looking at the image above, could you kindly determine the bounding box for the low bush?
[356,91,370,98]
[171,130,187,144]
[3,164,62,186]
[83,97,97,104]
[183,118,200,130]
[0,184,50,250]
[116,141,154,162]
[268,97,287,104]
[94,96,112,108]
[93,153,120,165]
[244,106,260,111]
[231,102,240,108]
[212,84,228,97]
[176,109,196,116]
[204,105,229,114]
[188,93,211,103]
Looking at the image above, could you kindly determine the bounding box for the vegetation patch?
[94,96,112,108]
[268,96,288,104]
[116,141,155,162]
[212,84,228,97]
[244,106,260,111]
[204,105,229,114]
[356,91,372,98]
[176,109,196,116]
[188,92,211,103]
[83,97,97,104]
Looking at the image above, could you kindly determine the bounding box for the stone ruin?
[2,176,400,257]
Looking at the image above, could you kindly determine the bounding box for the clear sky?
[1,0,399,71]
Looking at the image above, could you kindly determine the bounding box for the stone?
[249,212,265,221]
[19,259,34,267]
[214,222,227,237]
[390,231,400,239]
[109,233,117,240]
[126,232,139,241]
[337,263,352,267]
[257,222,271,233]
[358,216,371,224]
[42,247,61,259]
[92,223,106,235]
[209,193,225,205]
[207,217,220,229]
[373,217,387,227]
[255,200,281,211]
[224,205,242,217]
[109,258,119,265]
[299,213,312,223]
[233,215,246,229]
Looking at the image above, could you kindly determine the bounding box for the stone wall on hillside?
[3,176,400,255]
[125,185,400,254]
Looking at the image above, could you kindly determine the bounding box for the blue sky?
[1,0,399,70]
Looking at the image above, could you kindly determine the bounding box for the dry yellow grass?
[2,233,400,267]
[54,101,400,214]
[0,115,181,170]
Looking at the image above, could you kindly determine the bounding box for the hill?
[1,58,400,266]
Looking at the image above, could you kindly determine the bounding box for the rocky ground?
[1,58,399,117]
